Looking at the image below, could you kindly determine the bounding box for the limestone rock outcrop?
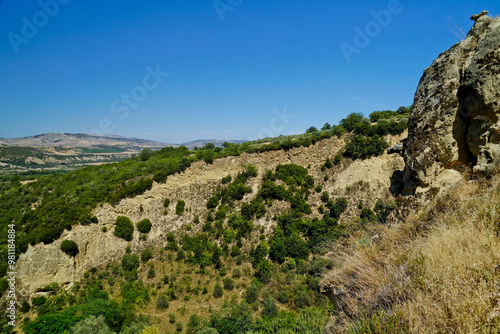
[403,14,500,194]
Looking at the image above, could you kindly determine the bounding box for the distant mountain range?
[0,133,246,149]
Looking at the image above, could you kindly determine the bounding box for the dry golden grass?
[322,177,500,333]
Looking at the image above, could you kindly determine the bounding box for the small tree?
[261,297,278,318]
[156,295,169,309]
[246,285,259,303]
[60,240,79,257]
[139,148,152,161]
[137,219,152,234]
[176,200,186,215]
[71,315,114,334]
[141,248,153,262]
[114,216,134,241]
[163,198,170,208]
[213,283,223,298]
[306,126,318,133]
[295,291,312,309]
[222,277,234,291]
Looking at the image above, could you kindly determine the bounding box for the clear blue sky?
[0,0,498,143]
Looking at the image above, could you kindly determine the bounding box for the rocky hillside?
[17,133,404,295]
[403,13,500,197]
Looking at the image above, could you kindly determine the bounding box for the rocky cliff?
[403,14,500,196]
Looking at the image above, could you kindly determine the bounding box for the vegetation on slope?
[0,106,410,333]
[322,172,500,333]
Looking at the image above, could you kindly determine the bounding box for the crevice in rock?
[453,85,480,168]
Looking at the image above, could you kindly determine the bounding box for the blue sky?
[0,0,498,143]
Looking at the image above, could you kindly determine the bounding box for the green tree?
[141,248,153,262]
[295,291,312,309]
[71,315,114,334]
[261,297,278,318]
[245,285,259,303]
[176,200,186,215]
[222,277,234,291]
[121,253,139,272]
[60,240,79,257]
[139,148,153,161]
[114,216,134,241]
[306,126,319,133]
[156,295,169,309]
[213,283,223,298]
[137,219,152,234]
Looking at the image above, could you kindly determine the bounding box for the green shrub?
[176,322,183,332]
[163,198,170,208]
[140,249,152,262]
[333,154,342,165]
[32,296,46,307]
[71,315,114,334]
[232,268,241,279]
[361,208,377,223]
[121,253,139,272]
[344,136,389,160]
[213,283,223,298]
[321,192,329,203]
[295,291,312,309]
[246,285,259,303]
[261,297,278,318]
[114,216,134,241]
[222,277,234,291]
[20,300,31,313]
[324,158,333,169]
[60,240,79,257]
[176,200,186,215]
[137,219,152,234]
[156,295,169,309]
[207,195,220,209]
[277,290,288,304]
[221,175,232,184]
[169,313,176,324]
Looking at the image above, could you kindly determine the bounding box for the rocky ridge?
[403,14,500,196]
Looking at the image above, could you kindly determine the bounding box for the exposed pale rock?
[403,14,500,194]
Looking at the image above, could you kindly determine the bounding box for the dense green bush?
[213,283,223,298]
[163,198,170,207]
[261,297,278,318]
[222,277,235,291]
[60,240,79,257]
[121,253,139,272]
[176,200,186,215]
[71,315,114,334]
[344,136,389,160]
[295,291,312,309]
[114,216,134,241]
[141,248,153,262]
[137,219,152,234]
[156,295,169,309]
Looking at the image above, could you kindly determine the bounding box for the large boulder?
[403,14,500,194]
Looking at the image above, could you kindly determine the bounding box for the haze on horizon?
[0,0,498,143]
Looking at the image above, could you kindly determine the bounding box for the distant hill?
[181,139,247,148]
[0,133,247,171]
[0,133,172,149]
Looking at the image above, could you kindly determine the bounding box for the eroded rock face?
[404,15,500,194]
